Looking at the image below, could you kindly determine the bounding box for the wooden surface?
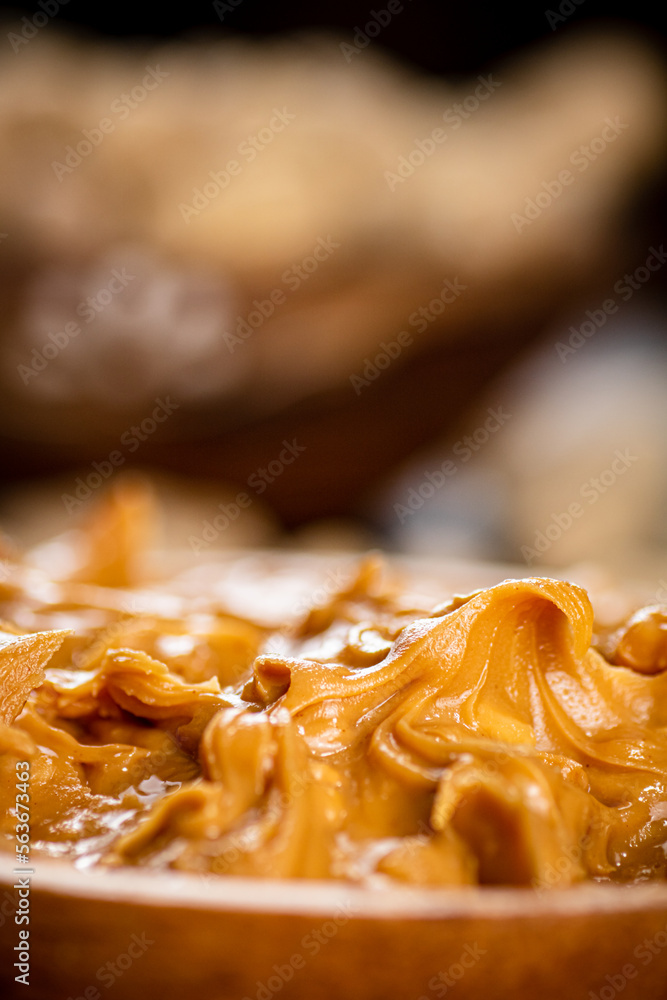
[2,855,667,1000]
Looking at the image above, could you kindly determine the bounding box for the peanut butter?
[1,494,666,888]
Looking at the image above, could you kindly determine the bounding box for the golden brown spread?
[1,486,666,888]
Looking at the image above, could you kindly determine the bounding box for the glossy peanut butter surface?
[1,488,666,889]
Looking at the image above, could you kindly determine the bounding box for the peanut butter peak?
[0,628,70,725]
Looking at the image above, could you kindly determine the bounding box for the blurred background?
[0,1,666,579]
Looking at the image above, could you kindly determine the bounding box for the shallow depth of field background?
[0,1,666,581]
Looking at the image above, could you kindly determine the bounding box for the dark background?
[0,0,665,541]
[2,2,666,75]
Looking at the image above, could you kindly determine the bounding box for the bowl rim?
[3,854,667,921]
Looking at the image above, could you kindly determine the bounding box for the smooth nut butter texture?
[0,485,666,888]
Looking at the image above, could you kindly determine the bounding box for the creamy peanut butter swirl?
[0,491,666,887]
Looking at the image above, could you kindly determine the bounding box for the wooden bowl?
[2,553,666,999]
[2,856,667,1000]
